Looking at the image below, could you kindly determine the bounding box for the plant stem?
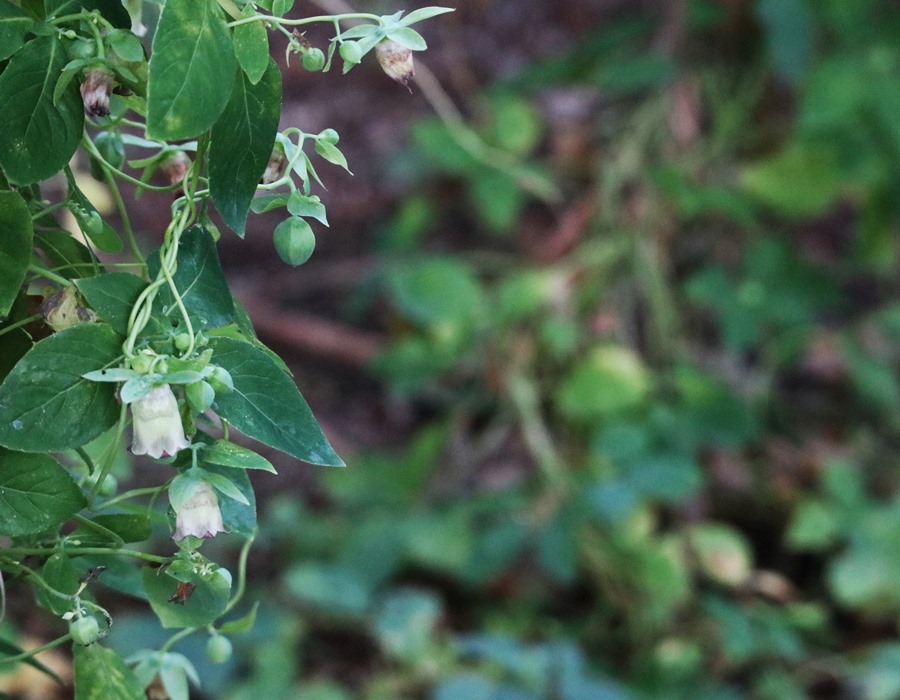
[28,264,70,287]
[2,547,169,564]
[71,513,125,548]
[0,314,40,339]
[0,634,71,666]
[226,11,381,29]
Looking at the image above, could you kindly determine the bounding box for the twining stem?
[0,634,71,666]
[90,401,129,501]
[1,548,169,564]
[71,513,125,548]
[102,160,147,271]
[98,485,166,510]
[226,11,381,29]
[28,264,71,287]
[0,314,41,339]
[82,136,182,194]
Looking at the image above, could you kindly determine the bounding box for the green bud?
[207,366,234,394]
[302,47,325,72]
[174,333,192,352]
[69,616,100,646]
[129,353,154,375]
[339,41,363,66]
[206,634,233,664]
[273,217,315,267]
[186,381,216,414]
[67,38,96,61]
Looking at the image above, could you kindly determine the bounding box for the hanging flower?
[173,481,225,541]
[131,385,190,459]
[375,40,415,87]
[80,68,116,117]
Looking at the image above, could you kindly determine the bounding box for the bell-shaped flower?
[375,40,415,87]
[173,481,225,541]
[131,385,190,459]
[80,68,116,117]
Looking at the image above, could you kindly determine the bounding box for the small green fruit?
[206,634,233,664]
[273,217,315,267]
[207,366,234,394]
[70,616,100,646]
[186,381,216,413]
[174,332,192,352]
[302,48,325,71]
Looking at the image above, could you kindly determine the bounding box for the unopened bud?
[375,40,414,88]
[302,47,325,72]
[339,41,363,66]
[261,144,288,185]
[80,68,116,117]
[161,151,191,186]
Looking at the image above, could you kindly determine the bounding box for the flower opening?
[131,385,190,459]
[173,481,225,541]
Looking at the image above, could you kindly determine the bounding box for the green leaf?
[45,0,130,28]
[107,29,144,62]
[201,468,250,506]
[0,0,34,61]
[142,566,232,628]
[287,192,328,225]
[399,6,454,25]
[65,168,123,253]
[556,345,650,420]
[210,59,281,236]
[209,337,343,466]
[204,439,276,472]
[0,449,86,536]
[206,462,256,535]
[742,144,842,217]
[0,35,84,185]
[74,644,145,700]
[73,514,153,545]
[0,191,32,319]
[373,589,442,661]
[385,26,426,51]
[76,272,148,336]
[0,324,122,451]
[218,601,258,634]
[314,140,351,172]
[34,229,95,279]
[147,226,234,330]
[233,5,269,84]
[147,0,236,140]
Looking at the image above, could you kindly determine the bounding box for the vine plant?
[0,0,450,696]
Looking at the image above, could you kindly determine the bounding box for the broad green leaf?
[233,5,269,84]
[0,0,34,61]
[210,59,281,236]
[0,191,32,319]
[34,229,95,279]
[0,324,122,451]
[209,337,343,466]
[287,192,328,225]
[35,552,82,614]
[143,566,232,628]
[74,644,145,700]
[556,345,649,420]
[107,29,144,62]
[76,272,148,336]
[147,0,236,140]
[72,513,153,545]
[399,6,454,25]
[387,258,484,325]
[0,449,86,536]
[65,168,123,253]
[0,35,84,185]
[204,439,277,472]
[148,226,234,330]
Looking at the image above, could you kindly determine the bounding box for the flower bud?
[69,616,100,645]
[185,380,215,414]
[260,144,287,185]
[302,47,325,72]
[80,68,116,117]
[375,40,414,87]
[206,634,233,664]
[339,41,363,66]
[160,151,191,186]
[131,385,190,459]
[173,481,225,541]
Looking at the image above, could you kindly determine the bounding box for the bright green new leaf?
[314,140,351,172]
[0,36,84,185]
[210,60,281,236]
[0,449,86,537]
[385,26,426,51]
[218,601,259,634]
[0,324,122,451]
[147,0,236,140]
[74,644,145,700]
[0,0,34,61]
[0,191,32,319]
[556,345,650,420]
[233,4,269,84]
[399,6,454,25]
[206,463,256,535]
[148,226,234,330]
[76,272,149,336]
[209,337,343,466]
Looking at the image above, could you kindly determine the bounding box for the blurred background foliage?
[8,0,900,698]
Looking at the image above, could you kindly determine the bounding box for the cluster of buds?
[375,40,415,88]
[80,68,116,117]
